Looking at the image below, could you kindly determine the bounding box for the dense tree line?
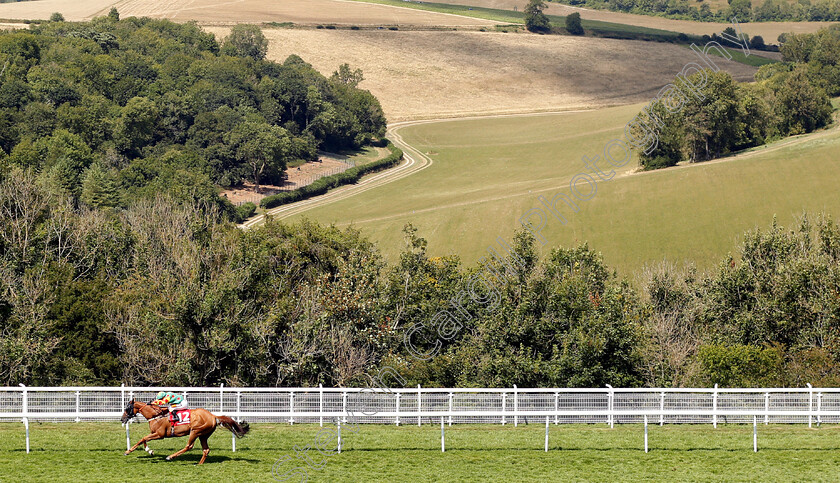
[636,26,837,170]
[2,168,839,388]
[551,0,840,23]
[0,16,386,221]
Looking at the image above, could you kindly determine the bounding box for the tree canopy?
[0,17,386,220]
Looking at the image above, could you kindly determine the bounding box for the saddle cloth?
[169,409,191,426]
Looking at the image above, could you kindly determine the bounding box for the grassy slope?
[290,104,840,276]
[3,423,840,481]
[350,0,700,39]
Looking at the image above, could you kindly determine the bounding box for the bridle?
[124,400,168,422]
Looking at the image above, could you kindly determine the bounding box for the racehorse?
[121,398,250,464]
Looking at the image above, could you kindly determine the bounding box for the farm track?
[240,108,840,229]
[239,120,436,228]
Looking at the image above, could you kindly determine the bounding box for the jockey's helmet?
[156,391,166,400]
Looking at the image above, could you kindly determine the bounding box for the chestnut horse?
[120,399,250,464]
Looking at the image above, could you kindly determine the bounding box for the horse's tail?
[217,415,250,438]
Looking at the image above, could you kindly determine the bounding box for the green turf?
[290,104,840,276]
[2,422,840,481]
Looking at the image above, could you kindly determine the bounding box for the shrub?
[235,201,256,222]
[49,12,65,22]
[261,143,403,209]
[565,12,584,36]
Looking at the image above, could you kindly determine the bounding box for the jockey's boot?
[171,409,180,424]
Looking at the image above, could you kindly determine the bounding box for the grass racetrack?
[3,423,840,481]
[287,103,840,275]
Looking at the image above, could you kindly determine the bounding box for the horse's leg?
[125,432,160,455]
[166,430,199,461]
[197,435,210,465]
[142,433,165,455]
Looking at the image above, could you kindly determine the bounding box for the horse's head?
[120,398,137,424]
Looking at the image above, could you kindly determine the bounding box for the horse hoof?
[148,450,154,456]
[124,452,130,456]
[165,456,172,461]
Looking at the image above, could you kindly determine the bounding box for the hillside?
[282,104,840,275]
[0,0,497,25]
[205,27,759,121]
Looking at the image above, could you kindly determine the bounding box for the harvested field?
[205,27,758,121]
[0,0,498,25]
[421,0,835,39]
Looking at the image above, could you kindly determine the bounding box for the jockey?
[151,391,189,424]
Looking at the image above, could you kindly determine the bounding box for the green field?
[3,422,840,481]
[289,104,840,275]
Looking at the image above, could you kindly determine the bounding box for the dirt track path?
[240,109,840,229]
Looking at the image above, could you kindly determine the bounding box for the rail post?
[606,384,614,428]
[753,415,758,452]
[343,391,348,424]
[233,391,241,452]
[75,390,81,423]
[448,392,453,427]
[396,392,401,426]
[554,392,559,425]
[20,384,29,454]
[220,383,224,413]
[513,385,518,427]
[289,391,295,425]
[764,392,769,425]
[417,385,421,427]
[441,417,445,453]
[127,389,134,452]
[713,384,718,429]
[644,415,648,453]
[337,418,342,454]
[319,384,323,427]
[659,391,665,426]
[545,416,549,452]
[817,391,822,427]
[807,383,813,428]
[502,392,506,426]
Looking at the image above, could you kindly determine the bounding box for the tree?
[524,0,551,33]
[749,35,765,50]
[49,12,65,22]
[81,163,121,208]
[108,7,120,22]
[776,67,832,135]
[221,24,269,60]
[226,121,292,192]
[116,97,159,153]
[565,12,584,35]
[331,63,364,88]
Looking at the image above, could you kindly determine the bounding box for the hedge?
[260,142,404,209]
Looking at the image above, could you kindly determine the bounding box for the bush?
[565,12,584,36]
[750,35,766,50]
[261,143,403,209]
[235,201,256,222]
[49,12,65,22]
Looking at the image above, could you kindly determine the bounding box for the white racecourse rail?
[2,385,839,453]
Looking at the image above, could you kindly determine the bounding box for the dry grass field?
[205,27,758,121]
[0,0,498,25]
[426,0,835,40]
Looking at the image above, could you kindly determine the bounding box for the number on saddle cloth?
[169,409,191,426]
